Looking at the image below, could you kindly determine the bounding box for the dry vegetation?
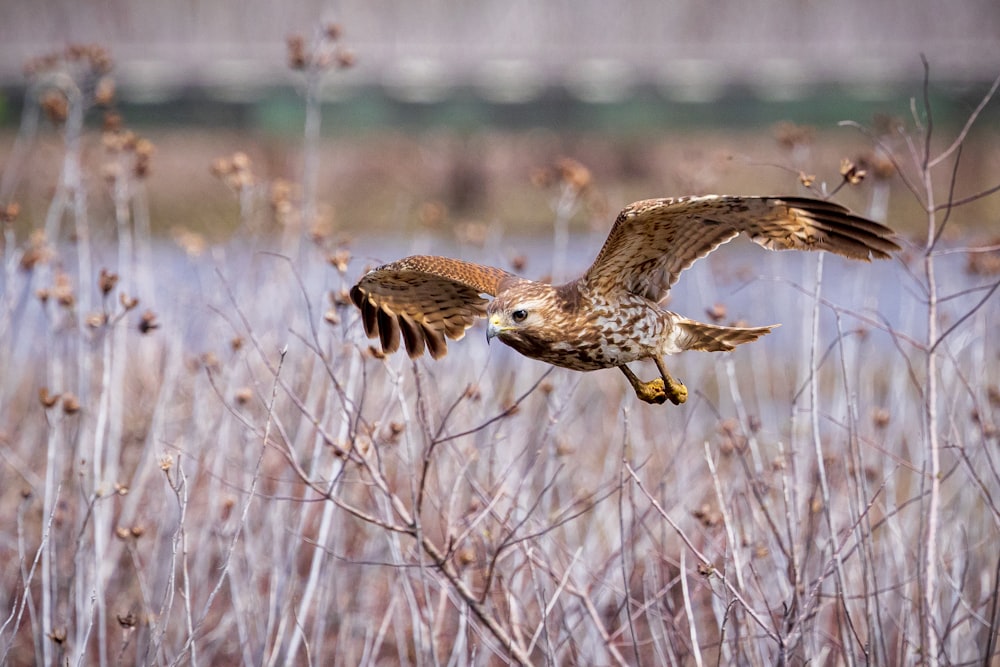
[1,41,1000,667]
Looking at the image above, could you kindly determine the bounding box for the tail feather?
[677,319,779,352]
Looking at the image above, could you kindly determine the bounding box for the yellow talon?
[635,378,668,405]
[665,377,688,405]
[621,362,688,406]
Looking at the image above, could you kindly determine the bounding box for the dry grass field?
[1,44,999,666]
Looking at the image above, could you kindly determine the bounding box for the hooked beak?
[486,314,509,343]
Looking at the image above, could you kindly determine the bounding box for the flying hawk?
[350,196,899,405]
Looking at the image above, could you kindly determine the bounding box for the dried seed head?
[509,254,527,272]
[798,171,815,187]
[325,22,343,40]
[335,47,356,69]
[115,527,131,539]
[706,302,726,322]
[159,455,173,471]
[692,504,722,527]
[39,388,61,408]
[327,248,351,273]
[40,90,68,124]
[53,272,75,308]
[21,234,54,271]
[988,385,1000,409]
[840,158,866,185]
[230,336,244,351]
[200,352,220,371]
[323,309,340,325]
[62,393,81,415]
[872,407,891,429]
[269,178,295,207]
[85,312,107,328]
[555,439,575,456]
[94,75,115,106]
[965,244,1000,276]
[230,151,251,172]
[418,200,447,228]
[286,34,308,70]
[555,157,592,193]
[119,292,139,310]
[171,226,206,258]
[857,150,895,181]
[103,111,122,132]
[138,310,159,334]
[234,387,253,405]
[132,138,155,179]
[133,137,155,159]
[530,166,554,189]
[1,202,20,224]
[455,221,488,247]
[772,121,815,150]
[313,50,335,70]
[99,268,119,294]
[210,156,232,178]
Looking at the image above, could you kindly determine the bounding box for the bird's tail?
[677,319,779,352]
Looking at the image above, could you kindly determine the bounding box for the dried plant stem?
[625,462,779,644]
[921,159,942,667]
[918,56,941,667]
[173,347,287,666]
[679,548,704,667]
[807,253,857,666]
[281,354,358,662]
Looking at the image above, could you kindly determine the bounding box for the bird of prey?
[350,196,899,405]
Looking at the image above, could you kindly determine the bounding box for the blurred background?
[1,0,999,239]
[4,0,999,96]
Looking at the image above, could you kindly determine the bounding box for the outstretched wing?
[350,255,514,359]
[580,196,900,302]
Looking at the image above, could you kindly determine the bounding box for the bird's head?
[486,281,556,346]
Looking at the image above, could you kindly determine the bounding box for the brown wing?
[579,196,900,302]
[350,255,515,359]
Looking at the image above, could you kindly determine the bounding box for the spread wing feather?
[580,196,900,302]
[350,255,514,359]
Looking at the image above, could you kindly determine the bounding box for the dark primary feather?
[350,255,513,359]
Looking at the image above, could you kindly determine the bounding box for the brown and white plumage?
[350,196,899,405]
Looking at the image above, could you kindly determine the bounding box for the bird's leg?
[653,357,688,405]
[619,365,667,404]
[620,360,687,405]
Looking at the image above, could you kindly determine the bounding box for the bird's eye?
[511,309,528,323]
